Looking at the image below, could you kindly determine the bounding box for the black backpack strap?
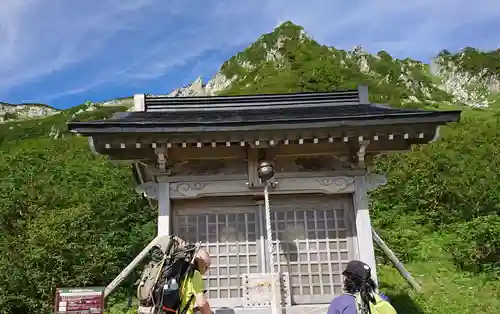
[179,294,196,314]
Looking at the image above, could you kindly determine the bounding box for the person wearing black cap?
[326,260,397,314]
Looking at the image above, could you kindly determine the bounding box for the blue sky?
[1,0,499,109]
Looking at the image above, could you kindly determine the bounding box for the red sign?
[54,287,105,314]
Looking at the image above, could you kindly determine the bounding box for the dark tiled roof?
[96,104,448,125]
[67,104,460,134]
[67,88,461,134]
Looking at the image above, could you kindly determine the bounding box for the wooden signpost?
[54,287,105,314]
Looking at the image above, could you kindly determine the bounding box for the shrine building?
[68,86,461,313]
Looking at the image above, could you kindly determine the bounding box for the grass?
[422,100,500,122]
[376,230,500,313]
[379,261,500,313]
[379,261,500,314]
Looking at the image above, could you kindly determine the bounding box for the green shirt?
[180,270,205,314]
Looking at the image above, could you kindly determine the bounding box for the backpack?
[136,235,199,313]
[354,292,398,314]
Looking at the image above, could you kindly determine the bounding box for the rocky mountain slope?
[0,102,60,122]
[182,22,499,109]
[0,97,135,123]
[2,21,498,124]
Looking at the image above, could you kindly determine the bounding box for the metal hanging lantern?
[258,160,280,314]
[257,161,275,182]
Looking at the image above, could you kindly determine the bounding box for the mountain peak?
[210,22,499,108]
[271,20,306,35]
[137,21,498,110]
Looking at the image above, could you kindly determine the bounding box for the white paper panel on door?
[174,198,262,308]
[265,195,355,305]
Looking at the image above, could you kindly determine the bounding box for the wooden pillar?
[157,182,171,236]
[353,175,378,284]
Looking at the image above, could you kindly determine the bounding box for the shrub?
[371,113,500,274]
[447,215,500,274]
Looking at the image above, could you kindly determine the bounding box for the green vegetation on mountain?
[220,22,499,109]
[1,21,500,313]
[3,112,18,121]
[438,47,500,79]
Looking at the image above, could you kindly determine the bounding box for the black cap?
[342,260,371,280]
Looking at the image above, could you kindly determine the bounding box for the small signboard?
[242,272,291,308]
[54,286,105,314]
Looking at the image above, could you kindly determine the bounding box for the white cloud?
[262,0,500,56]
[1,0,499,102]
[0,0,157,90]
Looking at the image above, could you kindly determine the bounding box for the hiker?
[327,260,397,314]
[181,248,212,314]
[137,236,213,314]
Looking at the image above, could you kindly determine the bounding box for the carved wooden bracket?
[357,140,370,168]
[135,181,159,200]
[154,147,168,172]
[169,176,356,199]
[366,174,388,191]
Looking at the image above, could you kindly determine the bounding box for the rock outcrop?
[0,103,60,123]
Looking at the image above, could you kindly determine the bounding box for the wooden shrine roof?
[67,86,460,135]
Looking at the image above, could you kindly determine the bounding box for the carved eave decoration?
[84,124,441,163]
[135,173,388,200]
[82,123,452,193]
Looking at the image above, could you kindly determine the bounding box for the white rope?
[264,183,279,314]
[264,183,275,275]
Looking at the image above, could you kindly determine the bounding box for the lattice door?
[263,194,356,304]
[174,197,263,308]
